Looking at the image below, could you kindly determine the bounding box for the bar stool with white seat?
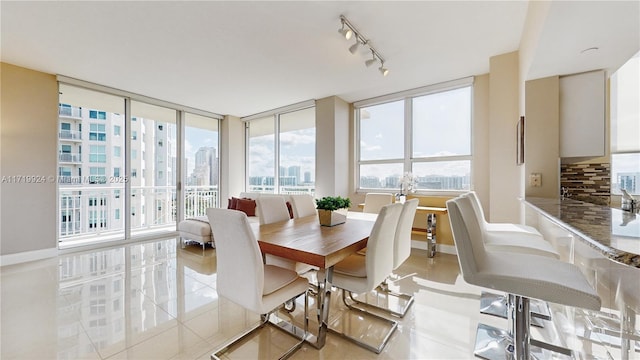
[446,195,601,360]
[257,196,315,276]
[325,202,404,354]
[462,192,560,322]
[207,208,309,360]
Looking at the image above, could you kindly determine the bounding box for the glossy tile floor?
[1,237,636,359]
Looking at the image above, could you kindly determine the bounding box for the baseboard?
[411,240,456,255]
[0,247,58,267]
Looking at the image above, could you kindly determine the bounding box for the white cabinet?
[559,70,606,158]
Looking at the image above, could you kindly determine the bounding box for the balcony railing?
[184,186,218,218]
[59,153,82,163]
[58,185,220,244]
[247,185,315,195]
[59,105,82,118]
[59,130,82,141]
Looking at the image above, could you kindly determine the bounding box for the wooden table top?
[255,214,376,269]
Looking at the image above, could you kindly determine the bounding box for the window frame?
[243,101,316,195]
[355,77,474,195]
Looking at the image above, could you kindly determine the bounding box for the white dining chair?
[289,194,317,218]
[362,192,394,214]
[327,202,403,354]
[346,199,418,318]
[257,196,315,275]
[256,196,290,225]
[446,195,600,360]
[206,208,309,360]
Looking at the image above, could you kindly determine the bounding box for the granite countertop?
[525,197,640,268]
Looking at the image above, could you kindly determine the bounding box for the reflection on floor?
[0,237,635,359]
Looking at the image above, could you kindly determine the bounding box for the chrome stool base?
[480,292,551,328]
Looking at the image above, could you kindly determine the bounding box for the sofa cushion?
[235,198,256,217]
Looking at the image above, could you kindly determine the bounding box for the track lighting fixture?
[338,19,353,40]
[379,62,389,77]
[349,36,361,54]
[338,15,388,76]
[364,50,377,67]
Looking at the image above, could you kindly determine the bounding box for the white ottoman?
[178,216,214,249]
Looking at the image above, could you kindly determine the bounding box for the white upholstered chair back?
[256,196,290,225]
[393,199,419,269]
[290,194,317,218]
[446,195,487,282]
[465,191,490,231]
[365,203,404,290]
[362,193,394,214]
[206,208,264,313]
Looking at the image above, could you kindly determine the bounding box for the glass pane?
[359,100,404,161]
[185,113,219,217]
[130,101,177,235]
[413,87,471,157]
[58,85,125,247]
[412,161,471,191]
[359,163,403,190]
[248,116,275,194]
[612,153,640,195]
[279,107,315,195]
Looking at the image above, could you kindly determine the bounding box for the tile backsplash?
[560,163,610,206]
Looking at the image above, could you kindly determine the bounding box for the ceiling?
[1,1,638,118]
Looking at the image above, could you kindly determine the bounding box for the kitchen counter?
[524,197,640,268]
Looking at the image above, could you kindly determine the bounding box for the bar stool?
[462,192,559,323]
[447,195,601,360]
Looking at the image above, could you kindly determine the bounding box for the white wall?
[472,74,491,214]
[219,115,244,201]
[1,63,58,259]
[488,51,523,223]
[315,96,350,199]
[525,76,560,198]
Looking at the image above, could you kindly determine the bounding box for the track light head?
[349,38,360,54]
[365,50,377,67]
[379,63,389,77]
[338,22,353,40]
[365,57,377,67]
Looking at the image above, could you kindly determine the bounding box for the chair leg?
[328,289,398,354]
[341,278,414,318]
[211,290,308,360]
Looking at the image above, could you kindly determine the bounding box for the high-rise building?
[58,104,177,238]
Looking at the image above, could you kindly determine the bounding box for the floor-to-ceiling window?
[356,78,473,194]
[184,113,220,217]
[611,51,639,195]
[130,101,177,236]
[58,84,126,245]
[57,81,220,248]
[245,105,316,195]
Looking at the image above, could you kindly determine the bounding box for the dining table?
[252,211,377,349]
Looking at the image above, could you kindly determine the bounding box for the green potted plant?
[316,196,351,226]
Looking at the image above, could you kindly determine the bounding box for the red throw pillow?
[228,197,240,210]
[235,198,256,217]
[286,201,294,219]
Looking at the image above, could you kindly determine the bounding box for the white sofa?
[178,192,297,249]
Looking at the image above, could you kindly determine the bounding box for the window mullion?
[404,97,412,174]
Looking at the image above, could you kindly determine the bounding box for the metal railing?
[247,185,315,195]
[59,130,82,140]
[59,105,82,118]
[59,153,82,163]
[59,185,220,242]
